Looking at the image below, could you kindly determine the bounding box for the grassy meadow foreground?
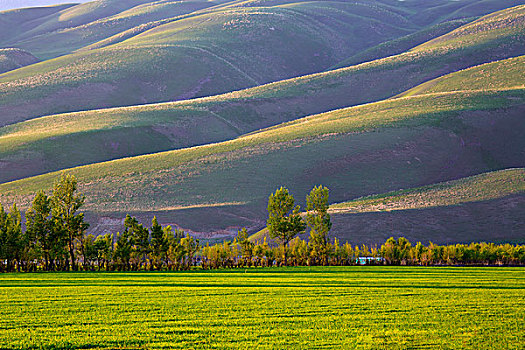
[0,267,523,349]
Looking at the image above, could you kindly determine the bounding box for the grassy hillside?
[331,168,525,213]
[409,0,525,26]
[333,0,525,68]
[328,168,525,244]
[0,1,88,11]
[2,3,524,127]
[0,0,414,124]
[399,56,525,97]
[5,0,218,59]
[0,104,241,182]
[1,88,523,236]
[1,50,522,183]
[1,1,523,243]
[326,168,525,245]
[0,4,74,47]
[0,48,39,74]
[330,194,525,245]
[330,17,473,68]
[4,0,519,58]
[1,0,158,56]
[250,169,525,244]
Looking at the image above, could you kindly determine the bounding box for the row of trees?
[201,236,525,268]
[0,174,200,272]
[1,175,524,272]
[0,174,88,272]
[79,215,200,272]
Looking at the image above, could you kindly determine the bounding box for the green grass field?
[0,267,523,349]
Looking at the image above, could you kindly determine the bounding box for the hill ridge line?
[1,87,523,190]
[2,86,521,143]
[330,168,525,214]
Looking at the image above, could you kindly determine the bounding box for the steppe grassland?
[400,55,525,97]
[0,88,523,209]
[2,4,523,127]
[413,4,525,52]
[2,54,523,154]
[331,168,525,213]
[0,267,523,349]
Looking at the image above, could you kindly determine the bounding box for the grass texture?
[0,267,523,349]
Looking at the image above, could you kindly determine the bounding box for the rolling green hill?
[4,0,218,59]
[0,1,88,12]
[328,168,525,245]
[330,17,474,68]
[250,169,525,244]
[331,168,525,214]
[1,87,523,238]
[399,56,525,97]
[0,48,39,74]
[0,4,74,47]
[4,0,521,59]
[0,0,413,124]
[0,49,522,183]
[1,3,524,128]
[1,0,164,56]
[0,1,523,244]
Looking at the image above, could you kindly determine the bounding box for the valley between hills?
[0,0,524,244]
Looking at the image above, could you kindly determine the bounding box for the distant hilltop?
[0,0,89,12]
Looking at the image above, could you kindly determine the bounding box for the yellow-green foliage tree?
[267,187,306,265]
[305,185,332,265]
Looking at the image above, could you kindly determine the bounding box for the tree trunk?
[44,253,49,272]
[68,237,76,271]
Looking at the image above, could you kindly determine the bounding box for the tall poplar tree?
[305,185,332,265]
[51,173,88,271]
[26,191,53,271]
[267,187,305,265]
[150,216,167,270]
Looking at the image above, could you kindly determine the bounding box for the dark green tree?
[124,215,150,270]
[114,227,133,271]
[94,234,113,271]
[150,216,168,270]
[51,173,89,271]
[80,234,98,271]
[305,185,332,265]
[267,187,306,265]
[26,191,54,271]
[166,227,185,270]
[0,204,23,272]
